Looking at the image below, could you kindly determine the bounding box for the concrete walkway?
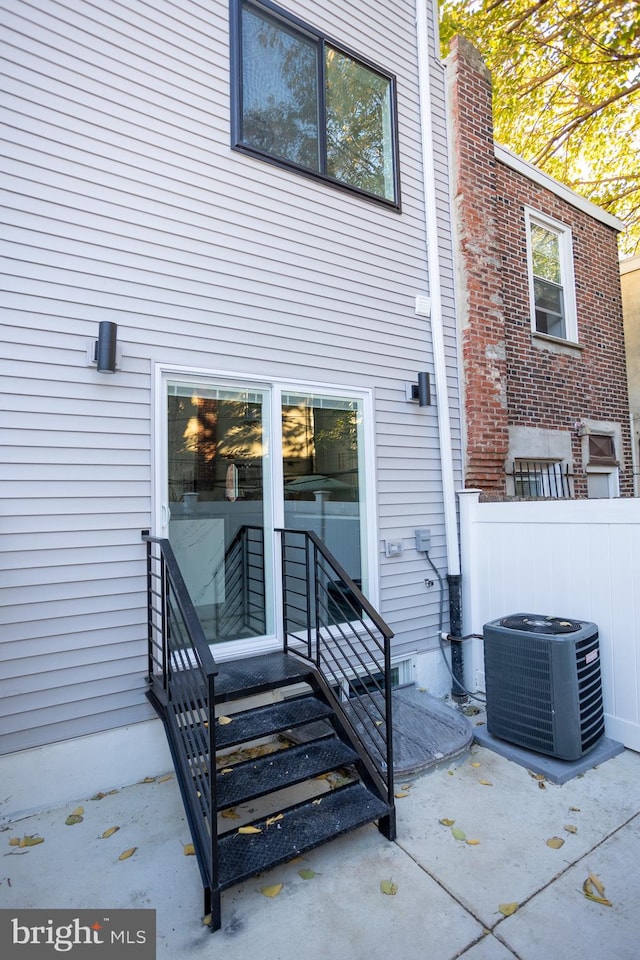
[2,743,639,959]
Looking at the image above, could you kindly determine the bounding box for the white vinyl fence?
[459,490,640,751]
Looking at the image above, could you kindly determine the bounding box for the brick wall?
[447,35,633,499]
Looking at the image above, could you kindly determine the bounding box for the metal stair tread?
[217,781,390,890]
[215,695,334,750]
[215,736,358,811]
[214,653,314,703]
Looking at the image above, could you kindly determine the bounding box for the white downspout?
[415,0,460,578]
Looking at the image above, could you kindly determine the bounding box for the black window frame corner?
[229,0,401,211]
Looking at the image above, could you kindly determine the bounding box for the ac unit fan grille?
[485,635,555,754]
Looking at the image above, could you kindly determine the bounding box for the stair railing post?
[161,550,170,692]
[312,537,321,669]
[207,668,221,931]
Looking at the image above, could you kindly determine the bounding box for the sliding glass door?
[163,377,371,648]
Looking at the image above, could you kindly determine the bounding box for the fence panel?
[459,492,640,750]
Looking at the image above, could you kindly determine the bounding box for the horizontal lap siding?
[1,0,459,753]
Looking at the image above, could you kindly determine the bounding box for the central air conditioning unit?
[483,613,605,761]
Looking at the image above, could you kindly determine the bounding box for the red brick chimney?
[446,36,509,494]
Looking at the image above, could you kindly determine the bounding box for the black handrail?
[277,528,395,808]
[142,534,219,920]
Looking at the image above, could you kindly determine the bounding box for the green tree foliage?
[439,0,640,255]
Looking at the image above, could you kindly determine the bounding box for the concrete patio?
[2,736,639,959]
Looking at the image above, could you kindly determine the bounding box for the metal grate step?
[215,695,334,750]
[214,653,313,703]
[216,736,358,811]
[218,781,390,890]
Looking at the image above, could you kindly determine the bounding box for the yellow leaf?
[498,902,518,917]
[9,837,21,846]
[220,768,234,775]
[65,814,83,826]
[298,868,317,880]
[261,883,283,898]
[21,836,45,847]
[140,777,156,784]
[564,824,578,834]
[394,791,410,798]
[439,818,455,827]
[471,762,481,768]
[466,839,481,845]
[529,772,546,781]
[71,806,84,817]
[203,914,212,927]
[312,798,323,806]
[478,780,493,786]
[447,770,454,776]
[221,808,240,820]
[546,836,564,849]
[583,876,612,906]
[217,716,233,725]
[451,827,466,841]
[183,843,195,856]
[238,826,262,835]
[588,872,606,897]
[266,814,284,826]
[157,773,173,783]
[100,826,120,839]
[400,784,412,791]
[380,879,398,896]
[118,847,137,860]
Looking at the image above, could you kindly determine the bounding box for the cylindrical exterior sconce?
[96,321,118,374]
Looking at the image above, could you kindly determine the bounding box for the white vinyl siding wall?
[1,0,460,754]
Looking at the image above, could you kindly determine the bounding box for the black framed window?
[231,0,400,206]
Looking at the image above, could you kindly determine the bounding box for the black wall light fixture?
[408,372,432,406]
[95,321,118,373]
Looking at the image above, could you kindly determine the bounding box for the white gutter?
[415,0,460,577]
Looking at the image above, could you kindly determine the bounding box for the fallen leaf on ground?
[261,883,283,898]
[220,768,234,775]
[90,790,118,801]
[569,806,581,812]
[394,791,410,799]
[380,879,398,896]
[140,777,156,784]
[118,848,137,861]
[19,836,45,847]
[529,772,546,781]
[546,837,564,849]
[8,838,20,847]
[400,784,412,791]
[564,824,578,834]
[238,826,262,835]
[439,818,455,827]
[471,762,481,768]
[202,914,212,927]
[157,773,173,783]
[312,798,322,806]
[538,781,546,790]
[221,808,240,820]
[498,902,518,917]
[583,873,612,906]
[217,716,233,725]
[100,827,120,839]
[183,843,195,856]
[298,869,317,880]
[451,827,466,841]
[65,814,83,826]
[266,814,284,826]
[466,839,481,845]
[478,780,493,786]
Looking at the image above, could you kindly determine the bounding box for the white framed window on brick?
[525,209,578,343]
[230,0,400,207]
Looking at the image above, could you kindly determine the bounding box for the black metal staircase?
[143,530,395,932]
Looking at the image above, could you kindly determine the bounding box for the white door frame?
[152,363,380,660]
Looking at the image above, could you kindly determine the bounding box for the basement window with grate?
[513,459,572,499]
